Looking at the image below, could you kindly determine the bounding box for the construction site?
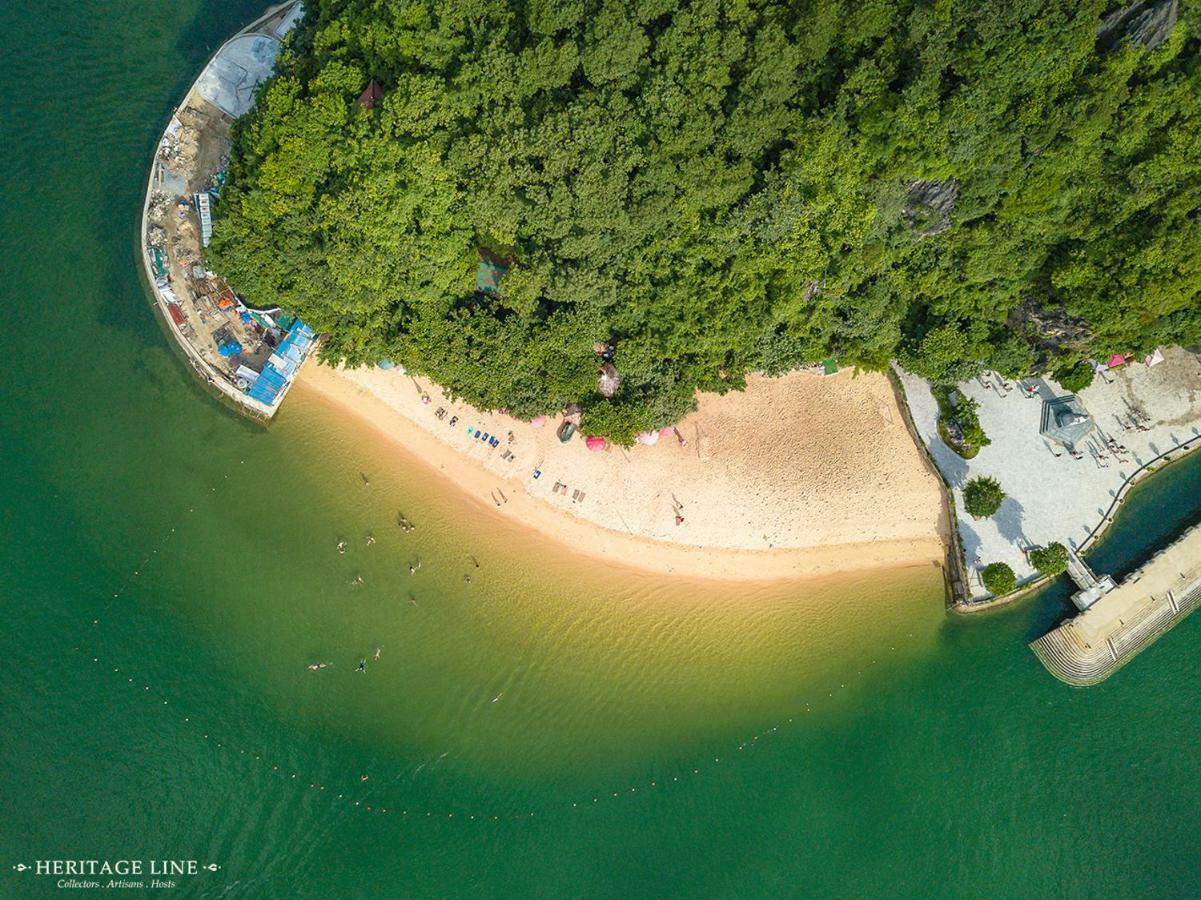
[141,0,312,418]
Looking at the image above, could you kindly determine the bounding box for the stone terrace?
[899,347,1201,599]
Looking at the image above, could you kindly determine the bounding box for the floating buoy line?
[73,461,919,824]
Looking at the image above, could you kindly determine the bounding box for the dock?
[1031,523,1201,685]
[139,1,311,420]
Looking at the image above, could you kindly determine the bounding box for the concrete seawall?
[138,1,306,420]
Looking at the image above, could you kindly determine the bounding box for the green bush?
[1053,361,1095,393]
[1029,542,1069,577]
[963,476,1005,518]
[981,562,1017,596]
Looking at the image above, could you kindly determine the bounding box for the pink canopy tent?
[529,415,547,428]
[1145,348,1165,367]
[635,430,660,445]
[1107,353,1132,368]
[585,435,607,452]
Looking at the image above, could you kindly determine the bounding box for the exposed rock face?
[1009,300,1093,352]
[904,179,958,237]
[1098,0,1178,51]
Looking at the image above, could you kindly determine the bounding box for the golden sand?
[293,363,947,581]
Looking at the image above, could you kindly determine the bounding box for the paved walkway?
[899,347,1201,598]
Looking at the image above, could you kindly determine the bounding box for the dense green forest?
[209,0,1201,441]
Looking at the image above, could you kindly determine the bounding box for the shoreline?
[138,2,949,586]
[294,363,948,583]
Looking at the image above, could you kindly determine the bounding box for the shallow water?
[3,1,1201,896]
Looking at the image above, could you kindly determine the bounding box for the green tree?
[1029,542,1069,577]
[207,0,1201,441]
[963,476,1005,518]
[1053,360,1095,393]
[981,562,1017,596]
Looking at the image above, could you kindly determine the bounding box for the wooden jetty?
[1031,524,1201,685]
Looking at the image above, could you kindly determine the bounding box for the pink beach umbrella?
[1107,353,1131,369]
[529,415,547,428]
[635,430,660,445]
[585,435,607,452]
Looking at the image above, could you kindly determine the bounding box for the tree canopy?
[209,0,1201,442]
[1029,542,1070,577]
[981,562,1017,596]
[963,476,1005,518]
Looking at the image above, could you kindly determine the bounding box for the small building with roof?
[1040,395,1095,451]
[357,79,383,109]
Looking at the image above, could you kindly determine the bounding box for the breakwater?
[1031,523,1201,685]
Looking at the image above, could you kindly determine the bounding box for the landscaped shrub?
[981,562,1017,596]
[1029,542,1069,577]
[963,476,1005,518]
[933,387,990,459]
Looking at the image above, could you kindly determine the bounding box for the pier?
[1031,523,1201,685]
[1065,548,1116,610]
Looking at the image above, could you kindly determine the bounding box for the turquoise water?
[3,1,1201,896]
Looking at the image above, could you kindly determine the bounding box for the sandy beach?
[294,363,947,581]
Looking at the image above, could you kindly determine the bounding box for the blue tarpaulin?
[245,322,315,406]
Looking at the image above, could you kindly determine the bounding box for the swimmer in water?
[409,559,421,575]
[356,659,366,673]
[307,663,320,671]
[463,573,472,583]
[366,534,375,546]
[337,540,346,554]
[374,647,381,661]
[491,692,503,703]
[352,574,364,585]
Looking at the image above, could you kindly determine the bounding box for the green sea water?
[3,2,1201,896]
